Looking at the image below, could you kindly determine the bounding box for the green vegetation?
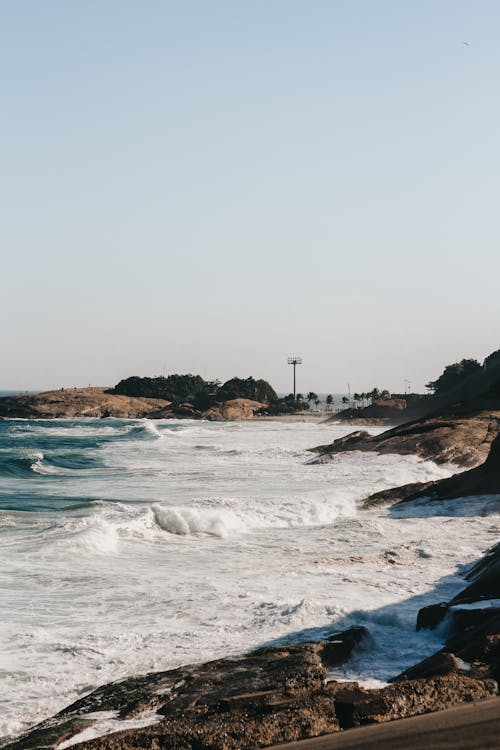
[425,358,482,395]
[216,377,277,404]
[258,394,310,416]
[113,374,208,403]
[112,374,277,410]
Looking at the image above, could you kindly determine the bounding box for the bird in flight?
[463,41,471,46]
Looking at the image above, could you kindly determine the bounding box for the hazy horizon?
[3,1,499,393]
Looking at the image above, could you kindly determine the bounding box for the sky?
[2,0,499,393]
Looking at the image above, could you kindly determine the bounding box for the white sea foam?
[449,599,500,610]
[57,710,160,749]
[30,459,69,476]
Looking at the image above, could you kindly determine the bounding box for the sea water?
[0,417,499,740]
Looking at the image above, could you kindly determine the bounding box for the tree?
[341,395,350,408]
[326,394,333,406]
[380,389,391,400]
[296,393,304,402]
[217,377,278,403]
[425,359,482,395]
[307,391,318,404]
[112,374,278,408]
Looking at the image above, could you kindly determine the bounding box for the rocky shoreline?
[0,388,265,422]
[6,539,500,750]
[362,433,500,509]
[309,408,500,468]
[5,390,500,749]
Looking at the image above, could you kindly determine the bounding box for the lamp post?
[287,357,302,399]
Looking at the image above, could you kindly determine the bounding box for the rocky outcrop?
[332,674,496,729]
[0,391,265,422]
[310,409,500,468]
[4,631,359,750]
[202,399,266,421]
[6,618,498,750]
[0,388,171,419]
[397,542,500,687]
[361,433,500,508]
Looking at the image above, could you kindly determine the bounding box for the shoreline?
[251,413,329,423]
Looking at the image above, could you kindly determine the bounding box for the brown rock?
[392,652,461,681]
[202,399,266,421]
[332,674,497,729]
[310,410,500,468]
[0,387,171,419]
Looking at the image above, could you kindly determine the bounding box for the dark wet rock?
[310,410,500,468]
[465,542,500,581]
[416,603,449,631]
[392,652,461,681]
[446,613,500,664]
[310,430,372,459]
[409,543,500,691]
[363,482,434,509]
[320,627,370,666]
[450,576,500,605]
[446,608,500,639]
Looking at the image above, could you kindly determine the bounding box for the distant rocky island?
[0,375,308,421]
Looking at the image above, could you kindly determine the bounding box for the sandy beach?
[251,413,330,422]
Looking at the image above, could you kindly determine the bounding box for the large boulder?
[311,410,500,468]
[202,399,265,421]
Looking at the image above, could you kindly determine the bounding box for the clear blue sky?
[2,1,499,393]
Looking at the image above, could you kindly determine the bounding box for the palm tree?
[307,391,318,404]
[341,395,350,408]
[326,394,333,410]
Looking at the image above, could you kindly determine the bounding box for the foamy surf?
[0,417,497,740]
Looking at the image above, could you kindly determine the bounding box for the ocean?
[0,417,499,740]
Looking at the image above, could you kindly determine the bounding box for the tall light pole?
[287,356,302,399]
